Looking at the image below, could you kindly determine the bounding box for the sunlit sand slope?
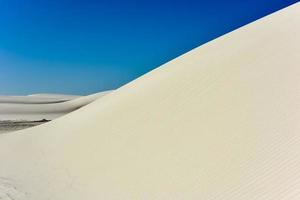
[0,3,299,200]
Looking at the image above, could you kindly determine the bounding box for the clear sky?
[0,0,297,95]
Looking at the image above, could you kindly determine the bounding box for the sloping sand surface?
[0,3,299,200]
[0,91,111,121]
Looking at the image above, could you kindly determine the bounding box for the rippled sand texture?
[0,3,299,200]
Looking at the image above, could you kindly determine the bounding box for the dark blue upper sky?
[0,0,297,95]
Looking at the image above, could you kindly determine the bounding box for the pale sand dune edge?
[0,91,111,121]
[27,93,80,98]
[0,3,299,200]
[0,93,80,104]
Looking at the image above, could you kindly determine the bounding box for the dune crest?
[0,3,299,200]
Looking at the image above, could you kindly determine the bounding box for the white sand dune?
[27,93,80,99]
[0,91,111,121]
[0,3,299,200]
[0,94,79,104]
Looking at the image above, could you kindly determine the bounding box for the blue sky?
[0,0,297,95]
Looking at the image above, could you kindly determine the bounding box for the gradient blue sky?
[0,0,297,95]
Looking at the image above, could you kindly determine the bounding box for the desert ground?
[0,3,299,200]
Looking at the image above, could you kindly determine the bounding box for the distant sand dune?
[0,3,299,200]
[27,93,80,98]
[0,91,111,121]
[0,94,78,104]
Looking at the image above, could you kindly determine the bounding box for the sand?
[0,91,111,133]
[0,3,299,200]
[0,120,49,134]
[0,94,79,104]
[0,91,111,121]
